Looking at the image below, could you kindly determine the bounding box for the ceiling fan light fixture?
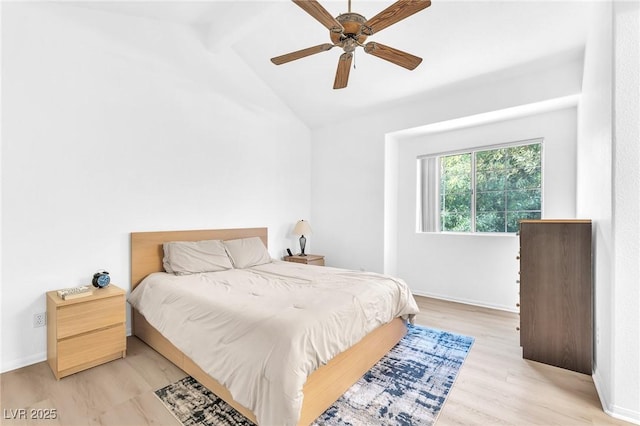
[343,39,357,53]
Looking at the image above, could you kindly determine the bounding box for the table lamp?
[293,220,312,256]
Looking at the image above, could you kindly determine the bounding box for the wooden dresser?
[518,220,592,374]
[47,285,126,379]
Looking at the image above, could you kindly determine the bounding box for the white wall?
[610,1,639,419]
[394,108,577,311]
[1,3,311,372]
[576,1,639,422]
[311,53,584,280]
[576,0,614,416]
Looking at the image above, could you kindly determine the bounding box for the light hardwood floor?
[0,296,631,426]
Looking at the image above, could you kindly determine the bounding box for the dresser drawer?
[57,323,125,371]
[57,296,124,339]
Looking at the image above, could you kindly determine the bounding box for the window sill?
[416,231,518,237]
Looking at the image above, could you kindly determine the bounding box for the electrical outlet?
[33,312,46,328]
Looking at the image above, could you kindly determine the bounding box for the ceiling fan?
[271,0,431,89]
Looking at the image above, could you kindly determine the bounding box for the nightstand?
[284,254,325,266]
[46,285,126,379]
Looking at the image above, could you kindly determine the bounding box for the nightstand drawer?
[58,323,125,371]
[305,258,324,266]
[57,296,124,339]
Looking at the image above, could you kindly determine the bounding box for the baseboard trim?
[411,290,519,313]
[607,407,640,425]
[593,370,640,425]
[1,351,46,374]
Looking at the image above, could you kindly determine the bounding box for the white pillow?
[223,237,271,269]
[163,239,233,275]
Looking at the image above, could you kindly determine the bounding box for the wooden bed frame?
[130,227,407,425]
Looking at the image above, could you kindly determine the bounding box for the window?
[418,140,542,233]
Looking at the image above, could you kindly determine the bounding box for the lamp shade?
[293,220,312,236]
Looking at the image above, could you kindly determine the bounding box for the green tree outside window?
[435,142,542,233]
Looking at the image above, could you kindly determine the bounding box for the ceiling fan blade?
[364,42,422,70]
[292,0,344,33]
[271,43,334,65]
[362,0,431,36]
[333,52,353,89]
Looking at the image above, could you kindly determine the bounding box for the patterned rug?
[155,324,474,426]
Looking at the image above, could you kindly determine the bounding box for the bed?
[129,227,419,425]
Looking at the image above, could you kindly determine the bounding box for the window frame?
[417,138,544,234]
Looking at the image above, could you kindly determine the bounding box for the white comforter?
[128,261,419,426]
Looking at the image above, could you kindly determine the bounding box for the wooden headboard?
[130,227,268,289]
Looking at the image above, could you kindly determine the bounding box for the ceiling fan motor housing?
[330,12,369,48]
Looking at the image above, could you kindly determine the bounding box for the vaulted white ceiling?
[74,1,593,128]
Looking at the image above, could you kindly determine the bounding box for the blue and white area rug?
[155,324,474,426]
